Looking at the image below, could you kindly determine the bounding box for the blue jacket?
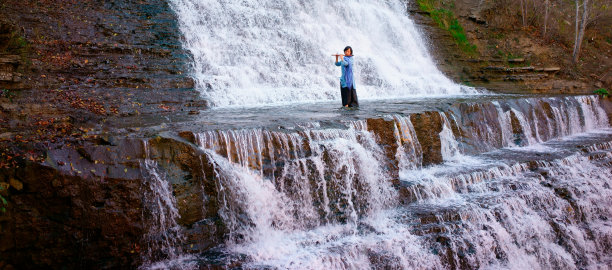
[335,56,355,88]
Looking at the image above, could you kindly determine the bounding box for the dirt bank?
[409,0,612,94]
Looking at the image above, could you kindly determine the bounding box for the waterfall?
[196,127,612,268]
[169,0,478,107]
[197,124,443,269]
[196,123,397,228]
[137,95,611,268]
[139,143,195,270]
[439,112,463,161]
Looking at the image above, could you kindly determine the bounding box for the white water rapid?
[169,95,610,269]
[169,0,478,107]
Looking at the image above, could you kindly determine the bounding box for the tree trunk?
[573,0,580,62]
[520,0,527,27]
[543,0,549,37]
[573,0,589,62]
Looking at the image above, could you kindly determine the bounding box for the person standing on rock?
[334,46,358,108]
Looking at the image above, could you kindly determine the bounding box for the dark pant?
[341,86,359,107]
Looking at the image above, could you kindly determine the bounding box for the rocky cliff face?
[0,0,206,142]
[0,0,207,268]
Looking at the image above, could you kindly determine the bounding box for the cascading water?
[155,95,609,269]
[169,0,478,107]
[393,114,423,170]
[197,122,443,269]
[139,143,195,270]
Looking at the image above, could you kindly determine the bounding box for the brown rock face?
[0,0,207,146]
[0,134,231,269]
[509,110,527,146]
[367,118,400,181]
[410,112,443,166]
[0,162,144,269]
[600,98,612,127]
[0,21,25,89]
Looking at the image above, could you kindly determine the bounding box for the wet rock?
[0,162,144,269]
[178,131,197,144]
[366,118,400,180]
[554,187,574,201]
[8,178,21,191]
[509,110,527,146]
[454,102,505,153]
[600,98,612,126]
[0,134,232,268]
[146,135,224,245]
[410,112,443,166]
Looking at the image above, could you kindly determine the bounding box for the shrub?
[594,88,609,98]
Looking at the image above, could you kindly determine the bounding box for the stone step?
[502,74,549,81]
[536,67,561,73]
[483,66,535,72]
[508,58,525,63]
[0,55,21,64]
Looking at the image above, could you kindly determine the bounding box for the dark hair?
[344,46,353,55]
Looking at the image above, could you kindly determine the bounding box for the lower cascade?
[133,95,612,269]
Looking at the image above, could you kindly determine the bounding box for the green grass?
[417,0,436,12]
[417,0,477,54]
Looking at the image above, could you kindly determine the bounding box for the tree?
[520,0,528,27]
[543,0,550,37]
[573,0,589,63]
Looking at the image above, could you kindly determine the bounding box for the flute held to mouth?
[333,54,347,62]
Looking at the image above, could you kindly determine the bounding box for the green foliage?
[462,80,474,87]
[506,53,521,59]
[594,88,609,98]
[1,29,28,54]
[416,0,477,54]
[9,36,27,50]
[417,0,435,12]
[1,89,16,102]
[448,19,477,54]
[0,185,6,214]
[490,32,505,40]
[0,26,30,69]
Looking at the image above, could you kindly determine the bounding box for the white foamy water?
[197,126,612,269]
[138,96,612,269]
[169,0,478,107]
[199,125,443,269]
